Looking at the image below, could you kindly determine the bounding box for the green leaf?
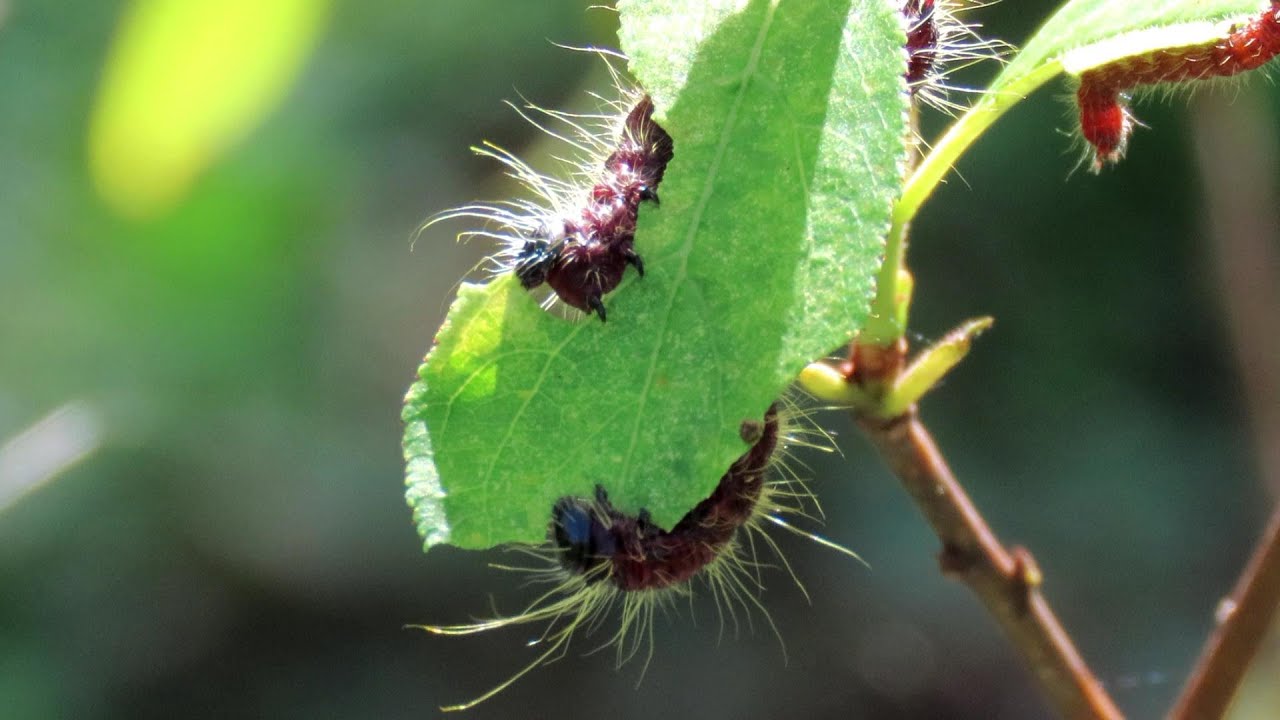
[892,0,1269,288]
[404,0,908,550]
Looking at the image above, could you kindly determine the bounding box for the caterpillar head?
[550,489,617,577]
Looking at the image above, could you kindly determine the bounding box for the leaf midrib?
[620,0,783,486]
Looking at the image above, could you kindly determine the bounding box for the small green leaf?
[404,0,908,550]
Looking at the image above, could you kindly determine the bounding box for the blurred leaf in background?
[88,0,330,219]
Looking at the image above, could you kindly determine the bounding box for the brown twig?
[1168,90,1280,720]
[856,409,1124,720]
[1169,507,1280,720]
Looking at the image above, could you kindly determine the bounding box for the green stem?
[862,61,1064,345]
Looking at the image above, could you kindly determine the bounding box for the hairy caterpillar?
[424,61,672,322]
[1076,2,1280,170]
[418,395,860,712]
[428,4,1006,318]
[903,0,1009,114]
[512,95,672,322]
[552,404,780,592]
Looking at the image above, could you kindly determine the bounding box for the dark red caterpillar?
[1078,2,1280,170]
[901,0,1008,113]
[419,396,861,711]
[514,95,674,321]
[550,404,779,590]
[904,0,941,89]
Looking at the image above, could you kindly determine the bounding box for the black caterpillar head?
[513,239,559,289]
[550,491,618,577]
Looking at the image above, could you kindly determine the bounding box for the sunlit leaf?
[404,0,908,549]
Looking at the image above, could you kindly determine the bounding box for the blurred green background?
[2,1,1278,718]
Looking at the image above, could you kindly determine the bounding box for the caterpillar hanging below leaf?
[416,395,862,712]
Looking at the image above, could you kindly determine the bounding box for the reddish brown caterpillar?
[1077,2,1280,170]
[513,95,673,321]
[551,404,780,591]
[902,0,1008,114]
[905,0,942,89]
[418,396,860,712]
[424,70,673,323]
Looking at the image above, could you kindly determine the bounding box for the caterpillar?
[902,0,1009,114]
[552,403,780,592]
[1076,2,1280,171]
[424,68,672,322]
[418,395,861,712]
[514,95,673,321]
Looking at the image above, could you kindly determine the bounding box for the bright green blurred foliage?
[89,0,330,218]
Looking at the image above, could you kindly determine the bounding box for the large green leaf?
[404,0,908,549]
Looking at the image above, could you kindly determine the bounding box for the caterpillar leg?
[624,247,644,277]
[588,295,608,323]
